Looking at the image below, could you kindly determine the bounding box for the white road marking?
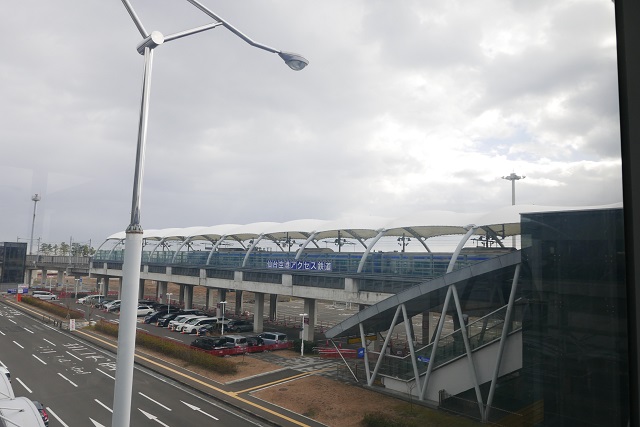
[90,418,107,427]
[139,392,172,411]
[47,407,70,427]
[95,399,113,413]
[57,373,78,387]
[7,319,16,324]
[16,378,32,393]
[32,354,47,365]
[97,368,115,380]
[43,338,57,346]
[23,327,34,334]
[66,351,83,361]
[13,341,24,349]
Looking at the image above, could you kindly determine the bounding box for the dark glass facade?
[519,208,628,426]
[0,242,27,284]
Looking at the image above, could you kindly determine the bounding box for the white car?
[103,300,121,311]
[180,317,218,334]
[77,295,105,305]
[169,315,203,331]
[31,291,57,301]
[136,305,154,317]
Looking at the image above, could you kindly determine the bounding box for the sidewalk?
[1,297,328,427]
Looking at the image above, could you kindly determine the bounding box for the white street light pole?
[300,313,308,357]
[166,293,173,314]
[29,194,41,256]
[113,2,308,426]
[219,301,227,335]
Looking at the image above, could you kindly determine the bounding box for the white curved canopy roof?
[101,203,623,249]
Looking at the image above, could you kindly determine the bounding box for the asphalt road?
[0,303,267,427]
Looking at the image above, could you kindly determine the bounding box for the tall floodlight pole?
[113,2,307,426]
[29,194,41,255]
[502,173,525,247]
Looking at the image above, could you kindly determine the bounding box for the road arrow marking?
[181,401,219,420]
[90,418,107,427]
[139,408,170,426]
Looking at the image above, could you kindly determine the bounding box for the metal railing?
[372,302,523,381]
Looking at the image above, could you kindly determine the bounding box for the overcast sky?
[0,0,622,248]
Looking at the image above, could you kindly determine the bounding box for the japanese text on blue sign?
[266,260,332,272]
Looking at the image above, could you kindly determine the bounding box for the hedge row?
[93,320,237,375]
[21,295,85,319]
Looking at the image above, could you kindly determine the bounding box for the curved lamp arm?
[184,0,308,70]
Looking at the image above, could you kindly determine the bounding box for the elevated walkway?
[325,250,525,423]
[374,303,523,402]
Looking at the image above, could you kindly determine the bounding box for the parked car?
[157,309,205,327]
[75,295,89,304]
[178,309,206,316]
[181,317,218,334]
[197,323,216,336]
[32,400,49,426]
[257,332,288,345]
[96,299,116,310]
[138,299,156,307]
[167,314,197,330]
[31,291,57,301]
[245,336,265,347]
[105,300,121,312]
[190,337,226,351]
[221,334,248,348]
[171,315,206,332]
[77,295,105,306]
[144,310,168,324]
[156,312,180,327]
[226,319,253,333]
[136,305,154,317]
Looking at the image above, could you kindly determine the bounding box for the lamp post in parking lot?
[219,301,227,335]
[166,293,173,314]
[113,2,307,426]
[300,313,308,356]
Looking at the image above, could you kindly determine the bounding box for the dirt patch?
[253,375,401,427]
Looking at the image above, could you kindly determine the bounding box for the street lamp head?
[278,51,308,71]
[32,194,41,202]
